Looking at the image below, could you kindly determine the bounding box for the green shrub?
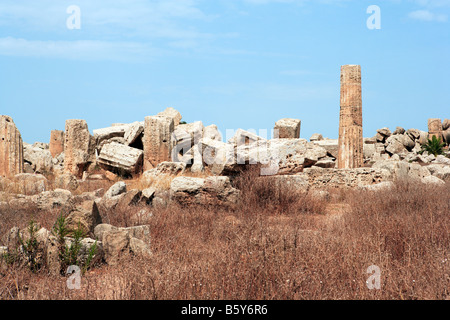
[420,135,445,157]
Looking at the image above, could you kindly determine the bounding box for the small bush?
[420,135,445,156]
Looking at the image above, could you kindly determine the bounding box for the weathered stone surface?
[100,229,129,266]
[426,164,450,180]
[303,167,386,189]
[204,124,222,141]
[393,127,405,135]
[54,173,79,191]
[49,130,64,158]
[157,107,182,127]
[198,138,235,175]
[171,121,204,165]
[98,142,143,174]
[372,160,430,181]
[0,115,23,177]
[12,173,48,195]
[170,176,240,207]
[428,118,443,141]
[310,134,324,142]
[104,181,127,199]
[314,158,336,169]
[93,124,130,146]
[443,129,450,145]
[23,143,53,174]
[406,128,420,141]
[422,175,445,186]
[99,225,151,265]
[274,118,301,139]
[34,188,73,211]
[124,121,144,146]
[64,200,102,237]
[64,119,95,178]
[418,130,429,145]
[97,137,127,154]
[362,181,394,191]
[228,129,266,146]
[443,119,450,131]
[116,189,142,212]
[312,139,339,159]
[143,115,175,170]
[385,135,408,156]
[337,65,363,169]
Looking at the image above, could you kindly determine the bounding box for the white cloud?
[0,37,162,62]
[408,9,447,22]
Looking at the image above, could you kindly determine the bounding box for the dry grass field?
[0,169,449,300]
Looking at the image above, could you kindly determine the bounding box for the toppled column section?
[49,130,64,158]
[143,115,174,171]
[98,142,143,175]
[64,119,95,178]
[0,115,23,177]
[337,65,363,169]
[428,118,443,142]
[274,118,301,139]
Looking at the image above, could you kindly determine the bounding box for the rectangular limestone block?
[274,118,301,139]
[143,115,175,170]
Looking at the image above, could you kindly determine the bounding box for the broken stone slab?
[63,200,102,237]
[124,121,144,146]
[422,175,445,186]
[93,123,131,145]
[385,135,408,156]
[274,118,301,139]
[171,121,204,165]
[198,138,235,175]
[12,173,48,195]
[227,129,267,146]
[376,128,392,142]
[104,181,127,199]
[170,176,240,207]
[96,224,151,266]
[310,134,323,142]
[204,124,222,141]
[393,127,406,135]
[23,143,53,174]
[34,188,74,211]
[97,142,143,174]
[311,139,339,159]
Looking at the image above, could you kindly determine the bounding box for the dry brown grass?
[0,173,449,300]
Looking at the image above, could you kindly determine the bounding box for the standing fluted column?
[337,65,363,169]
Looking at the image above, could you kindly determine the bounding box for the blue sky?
[0,0,449,143]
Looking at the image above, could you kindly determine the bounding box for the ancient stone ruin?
[337,65,363,169]
[49,130,64,158]
[64,119,95,178]
[0,65,448,197]
[0,115,23,177]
